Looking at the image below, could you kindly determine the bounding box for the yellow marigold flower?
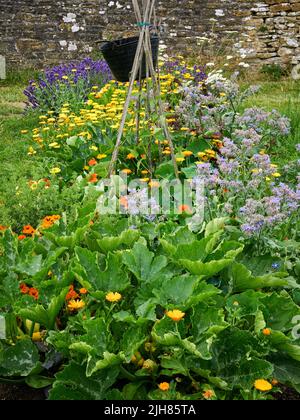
[205,149,216,156]
[272,172,281,178]
[97,153,107,160]
[262,328,272,336]
[158,382,170,391]
[28,147,37,156]
[182,150,193,157]
[166,309,185,322]
[106,292,122,303]
[141,170,149,175]
[198,152,206,158]
[121,169,132,175]
[68,299,85,312]
[20,130,28,134]
[180,127,189,132]
[49,142,60,149]
[176,158,185,163]
[254,379,273,392]
[84,165,90,171]
[162,150,171,155]
[89,145,98,151]
[140,178,150,183]
[50,167,61,175]
[149,181,160,188]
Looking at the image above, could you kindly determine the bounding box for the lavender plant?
[24,58,112,114]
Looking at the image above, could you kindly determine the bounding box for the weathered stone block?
[0,55,6,79]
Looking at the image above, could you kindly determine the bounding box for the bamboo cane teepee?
[108,0,179,179]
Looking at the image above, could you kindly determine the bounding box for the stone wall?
[0,0,299,69]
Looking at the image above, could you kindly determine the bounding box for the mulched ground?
[0,384,45,400]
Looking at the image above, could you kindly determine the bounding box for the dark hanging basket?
[101,36,159,83]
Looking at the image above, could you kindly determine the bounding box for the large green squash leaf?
[49,362,119,400]
[75,247,129,292]
[0,339,40,377]
[122,242,168,283]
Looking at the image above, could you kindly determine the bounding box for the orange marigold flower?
[166,309,185,322]
[80,288,88,295]
[88,158,97,166]
[68,299,85,312]
[262,328,272,336]
[158,382,170,391]
[66,285,79,301]
[88,173,98,183]
[203,389,215,399]
[18,235,26,241]
[28,287,39,300]
[0,225,8,231]
[20,283,30,294]
[254,379,273,392]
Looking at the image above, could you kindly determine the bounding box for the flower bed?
[0,58,299,400]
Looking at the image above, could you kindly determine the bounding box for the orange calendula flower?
[119,196,129,209]
[20,283,30,294]
[271,379,279,386]
[41,215,61,229]
[203,390,215,400]
[68,299,85,312]
[80,288,88,295]
[88,173,98,183]
[106,292,122,303]
[126,153,135,160]
[178,204,192,214]
[254,379,273,392]
[18,235,26,241]
[66,285,79,301]
[166,309,185,322]
[158,382,170,391]
[28,287,39,300]
[22,225,36,236]
[0,225,8,231]
[88,158,97,167]
[262,328,272,336]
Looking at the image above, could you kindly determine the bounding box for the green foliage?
[0,213,299,400]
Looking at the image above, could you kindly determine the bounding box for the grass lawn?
[243,80,300,164]
[0,73,299,228]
